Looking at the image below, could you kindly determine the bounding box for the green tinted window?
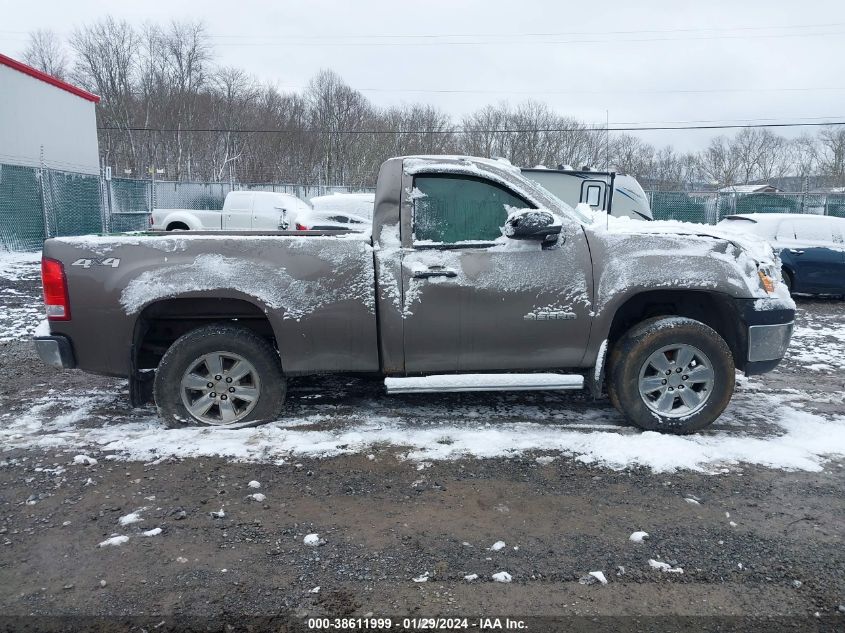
[413,175,532,244]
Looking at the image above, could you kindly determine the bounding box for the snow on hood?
[597,213,776,264]
[586,213,795,310]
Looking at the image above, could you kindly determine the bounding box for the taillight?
[295,223,309,231]
[41,257,71,321]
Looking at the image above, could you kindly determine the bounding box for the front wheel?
[607,317,734,434]
[154,325,286,429]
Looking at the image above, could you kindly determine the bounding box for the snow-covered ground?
[1,372,844,474]
[0,250,41,281]
[0,251,42,343]
[2,251,844,474]
[787,304,845,374]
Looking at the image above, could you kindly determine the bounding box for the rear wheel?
[154,325,285,429]
[607,317,734,434]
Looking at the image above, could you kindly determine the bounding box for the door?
[223,192,254,229]
[783,217,844,293]
[580,180,607,211]
[400,173,594,373]
[252,195,289,230]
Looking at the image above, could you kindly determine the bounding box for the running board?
[384,373,584,395]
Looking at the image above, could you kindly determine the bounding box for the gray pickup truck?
[35,155,795,434]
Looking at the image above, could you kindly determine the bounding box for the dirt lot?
[1,254,844,631]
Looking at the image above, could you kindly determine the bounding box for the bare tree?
[790,134,819,182]
[70,17,139,170]
[65,15,843,191]
[730,128,789,183]
[22,29,68,79]
[818,126,845,186]
[306,69,373,186]
[159,20,211,179]
[698,137,740,188]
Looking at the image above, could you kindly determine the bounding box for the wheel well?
[133,298,276,371]
[607,291,743,367]
[166,221,189,231]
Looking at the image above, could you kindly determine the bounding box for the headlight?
[757,267,777,294]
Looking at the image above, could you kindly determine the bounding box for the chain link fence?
[0,163,104,251]
[649,191,845,224]
[3,160,844,252]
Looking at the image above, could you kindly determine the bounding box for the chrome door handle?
[413,267,458,279]
[788,249,804,255]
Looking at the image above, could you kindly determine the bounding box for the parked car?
[295,193,375,231]
[717,213,845,295]
[521,167,653,221]
[151,191,312,232]
[35,155,793,435]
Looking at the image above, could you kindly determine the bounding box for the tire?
[154,324,285,429]
[782,268,794,295]
[607,317,734,434]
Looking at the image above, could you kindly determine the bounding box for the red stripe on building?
[0,53,100,103]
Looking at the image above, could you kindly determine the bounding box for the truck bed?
[45,231,379,377]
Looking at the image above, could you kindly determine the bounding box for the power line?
[98,120,845,135]
[208,30,845,47]
[206,21,845,40]
[4,21,843,39]
[276,85,845,96]
[7,26,841,47]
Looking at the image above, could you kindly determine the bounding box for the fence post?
[38,145,51,240]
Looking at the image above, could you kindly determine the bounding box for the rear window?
[720,217,778,239]
[227,193,253,212]
[793,219,833,243]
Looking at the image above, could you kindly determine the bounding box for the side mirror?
[504,209,562,242]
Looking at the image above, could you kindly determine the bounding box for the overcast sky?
[2,0,844,152]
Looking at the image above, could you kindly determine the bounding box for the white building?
[0,53,100,175]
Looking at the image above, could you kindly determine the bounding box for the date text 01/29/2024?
[306,617,527,630]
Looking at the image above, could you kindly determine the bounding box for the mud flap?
[588,339,609,400]
[128,344,154,407]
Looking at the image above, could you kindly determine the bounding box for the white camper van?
[521,167,653,221]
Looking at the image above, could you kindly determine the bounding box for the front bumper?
[735,299,794,375]
[748,322,794,362]
[34,335,76,369]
